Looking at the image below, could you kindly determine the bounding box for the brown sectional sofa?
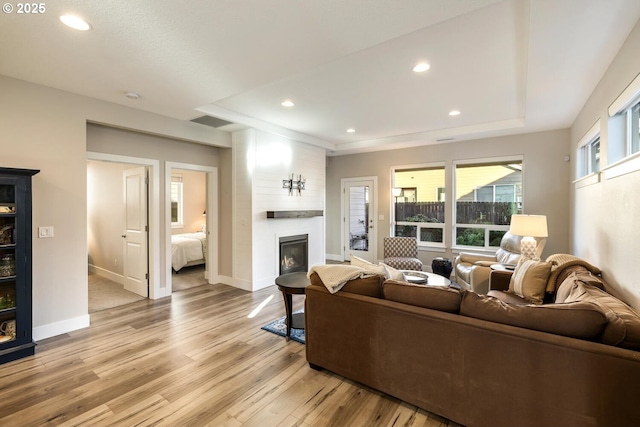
[304,266,640,427]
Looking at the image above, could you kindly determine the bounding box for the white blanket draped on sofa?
[171,232,207,271]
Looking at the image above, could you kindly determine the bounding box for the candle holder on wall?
[282,173,306,196]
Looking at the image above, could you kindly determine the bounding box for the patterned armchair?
[383,237,423,271]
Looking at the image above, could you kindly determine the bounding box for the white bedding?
[171,232,207,271]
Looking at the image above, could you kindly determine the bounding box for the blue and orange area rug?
[261,310,305,344]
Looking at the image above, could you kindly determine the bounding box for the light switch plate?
[38,226,54,238]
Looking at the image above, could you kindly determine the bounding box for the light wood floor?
[0,282,459,427]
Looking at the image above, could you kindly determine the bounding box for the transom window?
[608,72,640,164]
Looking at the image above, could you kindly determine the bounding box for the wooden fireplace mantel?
[266,210,324,219]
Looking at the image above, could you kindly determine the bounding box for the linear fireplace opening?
[279,234,308,275]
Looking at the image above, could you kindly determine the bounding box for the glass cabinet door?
[0,182,17,344]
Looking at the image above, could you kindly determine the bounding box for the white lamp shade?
[392,188,402,197]
[510,214,548,237]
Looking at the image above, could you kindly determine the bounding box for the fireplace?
[279,234,308,275]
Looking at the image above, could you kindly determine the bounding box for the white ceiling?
[2,0,640,155]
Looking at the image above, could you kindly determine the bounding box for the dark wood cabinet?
[0,167,39,365]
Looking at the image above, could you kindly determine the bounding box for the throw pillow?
[350,254,386,276]
[508,258,553,304]
[380,262,406,281]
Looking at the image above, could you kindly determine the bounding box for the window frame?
[452,156,523,252]
[606,72,640,173]
[170,174,184,228]
[391,162,446,250]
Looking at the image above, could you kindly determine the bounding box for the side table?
[275,271,309,341]
[489,264,515,292]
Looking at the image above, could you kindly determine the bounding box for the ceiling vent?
[190,115,233,128]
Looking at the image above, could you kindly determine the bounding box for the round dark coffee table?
[275,271,309,341]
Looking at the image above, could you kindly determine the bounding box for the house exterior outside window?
[454,159,522,249]
[392,164,445,248]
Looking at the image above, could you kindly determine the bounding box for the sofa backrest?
[555,270,640,350]
[309,271,385,298]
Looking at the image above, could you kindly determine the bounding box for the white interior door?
[123,166,149,297]
[343,178,377,263]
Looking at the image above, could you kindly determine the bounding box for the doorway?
[341,177,378,263]
[87,159,150,312]
[169,168,207,291]
[166,162,218,293]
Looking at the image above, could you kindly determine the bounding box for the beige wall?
[571,18,640,310]
[87,160,130,277]
[0,75,229,340]
[87,124,226,283]
[326,129,571,265]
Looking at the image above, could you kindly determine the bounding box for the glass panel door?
[0,183,17,344]
[343,178,376,263]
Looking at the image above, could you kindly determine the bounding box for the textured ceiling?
[2,0,639,155]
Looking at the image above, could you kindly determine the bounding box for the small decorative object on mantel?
[282,173,306,196]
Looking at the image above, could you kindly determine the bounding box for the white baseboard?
[33,314,91,341]
[88,264,124,285]
[325,253,343,262]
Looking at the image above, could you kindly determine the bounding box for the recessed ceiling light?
[281,100,295,107]
[346,128,356,133]
[60,14,92,31]
[413,62,430,73]
[449,110,461,116]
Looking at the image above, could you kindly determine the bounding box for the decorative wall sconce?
[283,173,306,196]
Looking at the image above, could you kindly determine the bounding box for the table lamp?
[509,214,548,260]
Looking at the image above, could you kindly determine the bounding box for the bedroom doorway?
[166,162,218,293]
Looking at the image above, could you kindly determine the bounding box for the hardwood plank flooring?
[0,283,461,426]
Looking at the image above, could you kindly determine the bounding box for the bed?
[171,231,207,272]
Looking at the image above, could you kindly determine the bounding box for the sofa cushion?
[460,291,607,340]
[555,271,640,350]
[508,258,553,304]
[309,271,384,298]
[383,280,462,313]
[487,290,530,305]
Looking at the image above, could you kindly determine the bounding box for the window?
[392,165,445,247]
[398,187,416,202]
[631,101,640,154]
[581,137,600,176]
[454,159,522,249]
[608,72,640,164]
[171,174,183,227]
[576,121,600,181]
